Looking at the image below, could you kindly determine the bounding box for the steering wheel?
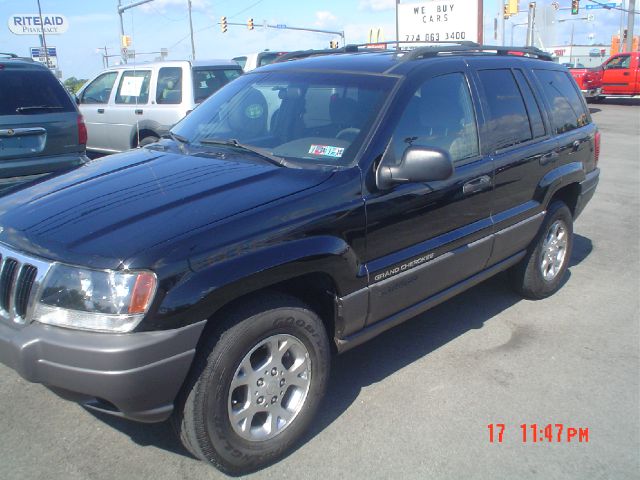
[336,127,361,142]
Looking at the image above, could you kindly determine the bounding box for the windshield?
[172,71,396,167]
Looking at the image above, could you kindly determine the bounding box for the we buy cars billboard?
[398,0,483,44]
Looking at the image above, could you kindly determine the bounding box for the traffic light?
[248,18,254,30]
[503,4,510,20]
[571,0,579,15]
[507,0,519,15]
[221,16,227,33]
[329,40,339,49]
[121,35,132,48]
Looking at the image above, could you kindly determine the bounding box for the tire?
[509,201,573,299]
[138,135,159,147]
[173,293,331,475]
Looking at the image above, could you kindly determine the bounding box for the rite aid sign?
[8,14,69,35]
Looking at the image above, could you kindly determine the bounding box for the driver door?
[602,54,632,95]
[79,71,119,151]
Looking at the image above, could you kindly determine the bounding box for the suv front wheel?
[509,201,574,299]
[173,294,330,475]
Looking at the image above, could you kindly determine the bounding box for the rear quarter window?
[533,69,589,134]
[0,68,75,115]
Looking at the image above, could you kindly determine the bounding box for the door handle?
[462,175,491,196]
[135,109,143,115]
[623,71,630,76]
[97,108,105,114]
[540,151,559,165]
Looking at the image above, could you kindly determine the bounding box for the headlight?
[33,264,157,333]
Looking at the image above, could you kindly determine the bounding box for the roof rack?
[273,42,553,65]
[274,47,362,63]
[397,44,553,61]
[0,52,19,58]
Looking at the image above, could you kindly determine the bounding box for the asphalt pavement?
[0,99,638,480]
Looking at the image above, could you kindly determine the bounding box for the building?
[546,44,610,68]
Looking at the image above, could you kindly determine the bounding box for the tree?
[64,77,88,94]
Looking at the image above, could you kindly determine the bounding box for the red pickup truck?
[569,52,640,101]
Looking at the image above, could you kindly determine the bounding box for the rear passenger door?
[365,64,494,325]
[471,65,556,267]
[109,69,153,151]
[531,68,594,186]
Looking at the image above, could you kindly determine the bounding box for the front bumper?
[0,319,205,422]
[575,167,600,220]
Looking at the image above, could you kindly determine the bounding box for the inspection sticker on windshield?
[308,145,344,158]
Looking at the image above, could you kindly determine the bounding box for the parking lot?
[0,98,638,479]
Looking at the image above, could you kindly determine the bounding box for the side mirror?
[376,146,454,190]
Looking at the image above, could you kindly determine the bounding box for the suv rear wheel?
[173,294,330,475]
[509,201,574,299]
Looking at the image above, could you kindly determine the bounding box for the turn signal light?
[128,272,157,314]
[594,130,601,166]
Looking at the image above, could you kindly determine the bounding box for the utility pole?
[188,0,196,60]
[395,0,400,50]
[36,0,51,68]
[117,0,155,64]
[626,0,636,52]
[525,2,536,47]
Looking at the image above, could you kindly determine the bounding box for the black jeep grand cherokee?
[0,45,599,474]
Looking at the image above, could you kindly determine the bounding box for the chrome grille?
[0,243,53,326]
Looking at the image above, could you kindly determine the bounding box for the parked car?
[0,44,600,475]
[77,59,242,154]
[568,65,603,100]
[233,51,287,71]
[570,51,640,102]
[0,53,87,194]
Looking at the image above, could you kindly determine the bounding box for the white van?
[77,59,242,154]
[232,51,287,72]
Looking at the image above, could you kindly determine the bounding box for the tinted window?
[533,69,589,134]
[478,69,531,150]
[258,53,281,67]
[513,69,546,138]
[0,68,75,114]
[156,67,182,104]
[115,70,152,104]
[387,72,479,165]
[81,71,118,104]
[192,68,242,103]
[233,56,247,69]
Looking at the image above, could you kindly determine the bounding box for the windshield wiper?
[162,131,190,153]
[198,138,286,167]
[15,105,63,113]
[167,131,190,145]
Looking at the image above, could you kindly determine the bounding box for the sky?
[1,0,636,80]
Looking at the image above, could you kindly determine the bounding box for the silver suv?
[77,59,242,154]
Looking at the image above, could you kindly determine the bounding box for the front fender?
[138,235,363,331]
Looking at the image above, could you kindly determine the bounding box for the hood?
[0,147,332,269]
